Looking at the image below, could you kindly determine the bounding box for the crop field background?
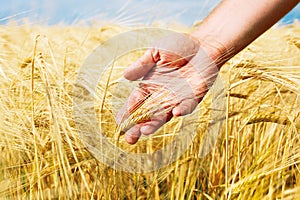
[0,1,300,199]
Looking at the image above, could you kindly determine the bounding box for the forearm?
[192,0,299,67]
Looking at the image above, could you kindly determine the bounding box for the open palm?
[117,33,220,144]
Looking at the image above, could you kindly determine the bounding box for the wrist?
[190,32,232,69]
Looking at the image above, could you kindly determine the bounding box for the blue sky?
[0,0,299,26]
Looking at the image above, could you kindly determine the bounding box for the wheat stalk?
[114,87,174,142]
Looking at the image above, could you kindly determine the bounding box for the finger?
[156,50,188,69]
[135,88,176,136]
[124,49,157,81]
[125,124,143,144]
[140,113,172,135]
[140,94,173,136]
[172,98,199,117]
[116,87,148,124]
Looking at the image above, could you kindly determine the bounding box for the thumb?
[124,49,156,81]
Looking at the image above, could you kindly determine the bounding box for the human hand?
[117,33,222,144]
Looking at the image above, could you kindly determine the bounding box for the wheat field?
[0,21,300,199]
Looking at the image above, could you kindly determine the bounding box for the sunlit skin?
[118,0,299,144]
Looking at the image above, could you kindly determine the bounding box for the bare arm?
[192,0,299,65]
